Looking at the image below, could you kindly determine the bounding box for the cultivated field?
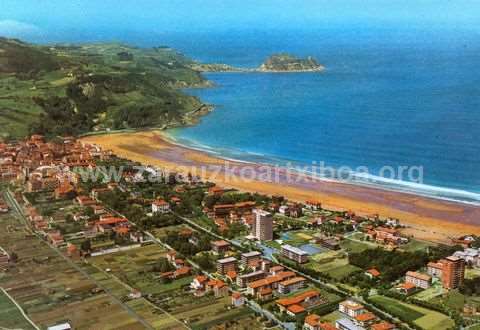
[370,295,455,330]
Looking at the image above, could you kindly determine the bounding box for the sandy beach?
[82,131,480,243]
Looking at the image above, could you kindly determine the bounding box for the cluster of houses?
[160,250,192,281]
[304,300,396,330]
[0,135,108,189]
[364,226,408,247]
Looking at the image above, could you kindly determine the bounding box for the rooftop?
[282,244,308,256]
[217,257,237,264]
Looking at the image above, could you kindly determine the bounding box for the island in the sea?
[190,53,325,73]
[258,53,325,72]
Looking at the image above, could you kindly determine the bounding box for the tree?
[81,239,91,252]
[153,257,174,273]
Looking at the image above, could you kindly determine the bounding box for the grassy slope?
[0,38,208,139]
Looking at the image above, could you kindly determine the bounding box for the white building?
[339,300,366,318]
[405,271,431,289]
[281,244,309,263]
[252,209,273,241]
[152,199,170,214]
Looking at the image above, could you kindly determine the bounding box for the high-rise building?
[252,209,273,241]
[441,256,465,289]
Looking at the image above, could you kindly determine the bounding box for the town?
[1,135,480,330]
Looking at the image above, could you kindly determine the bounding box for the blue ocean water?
[162,29,480,204]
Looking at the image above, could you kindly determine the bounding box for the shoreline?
[164,132,480,207]
[81,131,480,243]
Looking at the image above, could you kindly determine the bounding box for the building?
[354,313,377,327]
[211,240,231,254]
[335,318,365,330]
[276,290,323,314]
[281,244,309,263]
[231,292,245,307]
[216,257,237,275]
[191,275,208,290]
[152,199,170,213]
[247,271,296,295]
[405,271,431,289]
[397,282,416,295]
[427,261,444,278]
[365,268,381,279]
[304,314,336,330]
[47,323,72,330]
[236,270,266,287]
[370,322,396,330]
[252,209,273,241]
[442,256,465,289]
[241,251,262,268]
[277,276,306,294]
[453,248,480,266]
[338,300,366,318]
[315,235,340,250]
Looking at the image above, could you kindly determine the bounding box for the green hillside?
[0,37,211,139]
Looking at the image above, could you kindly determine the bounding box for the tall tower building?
[252,209,273,241]
[441,256,465,289]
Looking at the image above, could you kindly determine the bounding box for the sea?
[128,28,480,204]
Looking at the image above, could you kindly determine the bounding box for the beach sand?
[82,131,480,243]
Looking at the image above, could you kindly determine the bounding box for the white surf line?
[0,287,40,330]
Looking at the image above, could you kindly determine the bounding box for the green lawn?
[0,289,37,330]
[340,238,374,253]
[399,239,437,253]
[370,295,455,330]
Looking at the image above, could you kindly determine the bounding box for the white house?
[152,199,170,214]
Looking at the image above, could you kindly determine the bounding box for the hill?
[0,38,211,139]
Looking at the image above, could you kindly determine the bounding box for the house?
[277,276,306,294]
[0,203,9,213]
[231,292,245,307]
[287,304,306,317]
[211,240,231,254]
[371,322,396,330]
[354,312,377,327]
[152,199,170,213]
[276,290,323,314]
[397,282,416,295]
[206,279,228,297]
[365,268,381,279]
[339,300,366,318]
[226,270,237,282]
[304,314,322,330]
[191,275,208,291]
[305,200,322,211]
[405,271,431,289]
[173,266,191,279]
